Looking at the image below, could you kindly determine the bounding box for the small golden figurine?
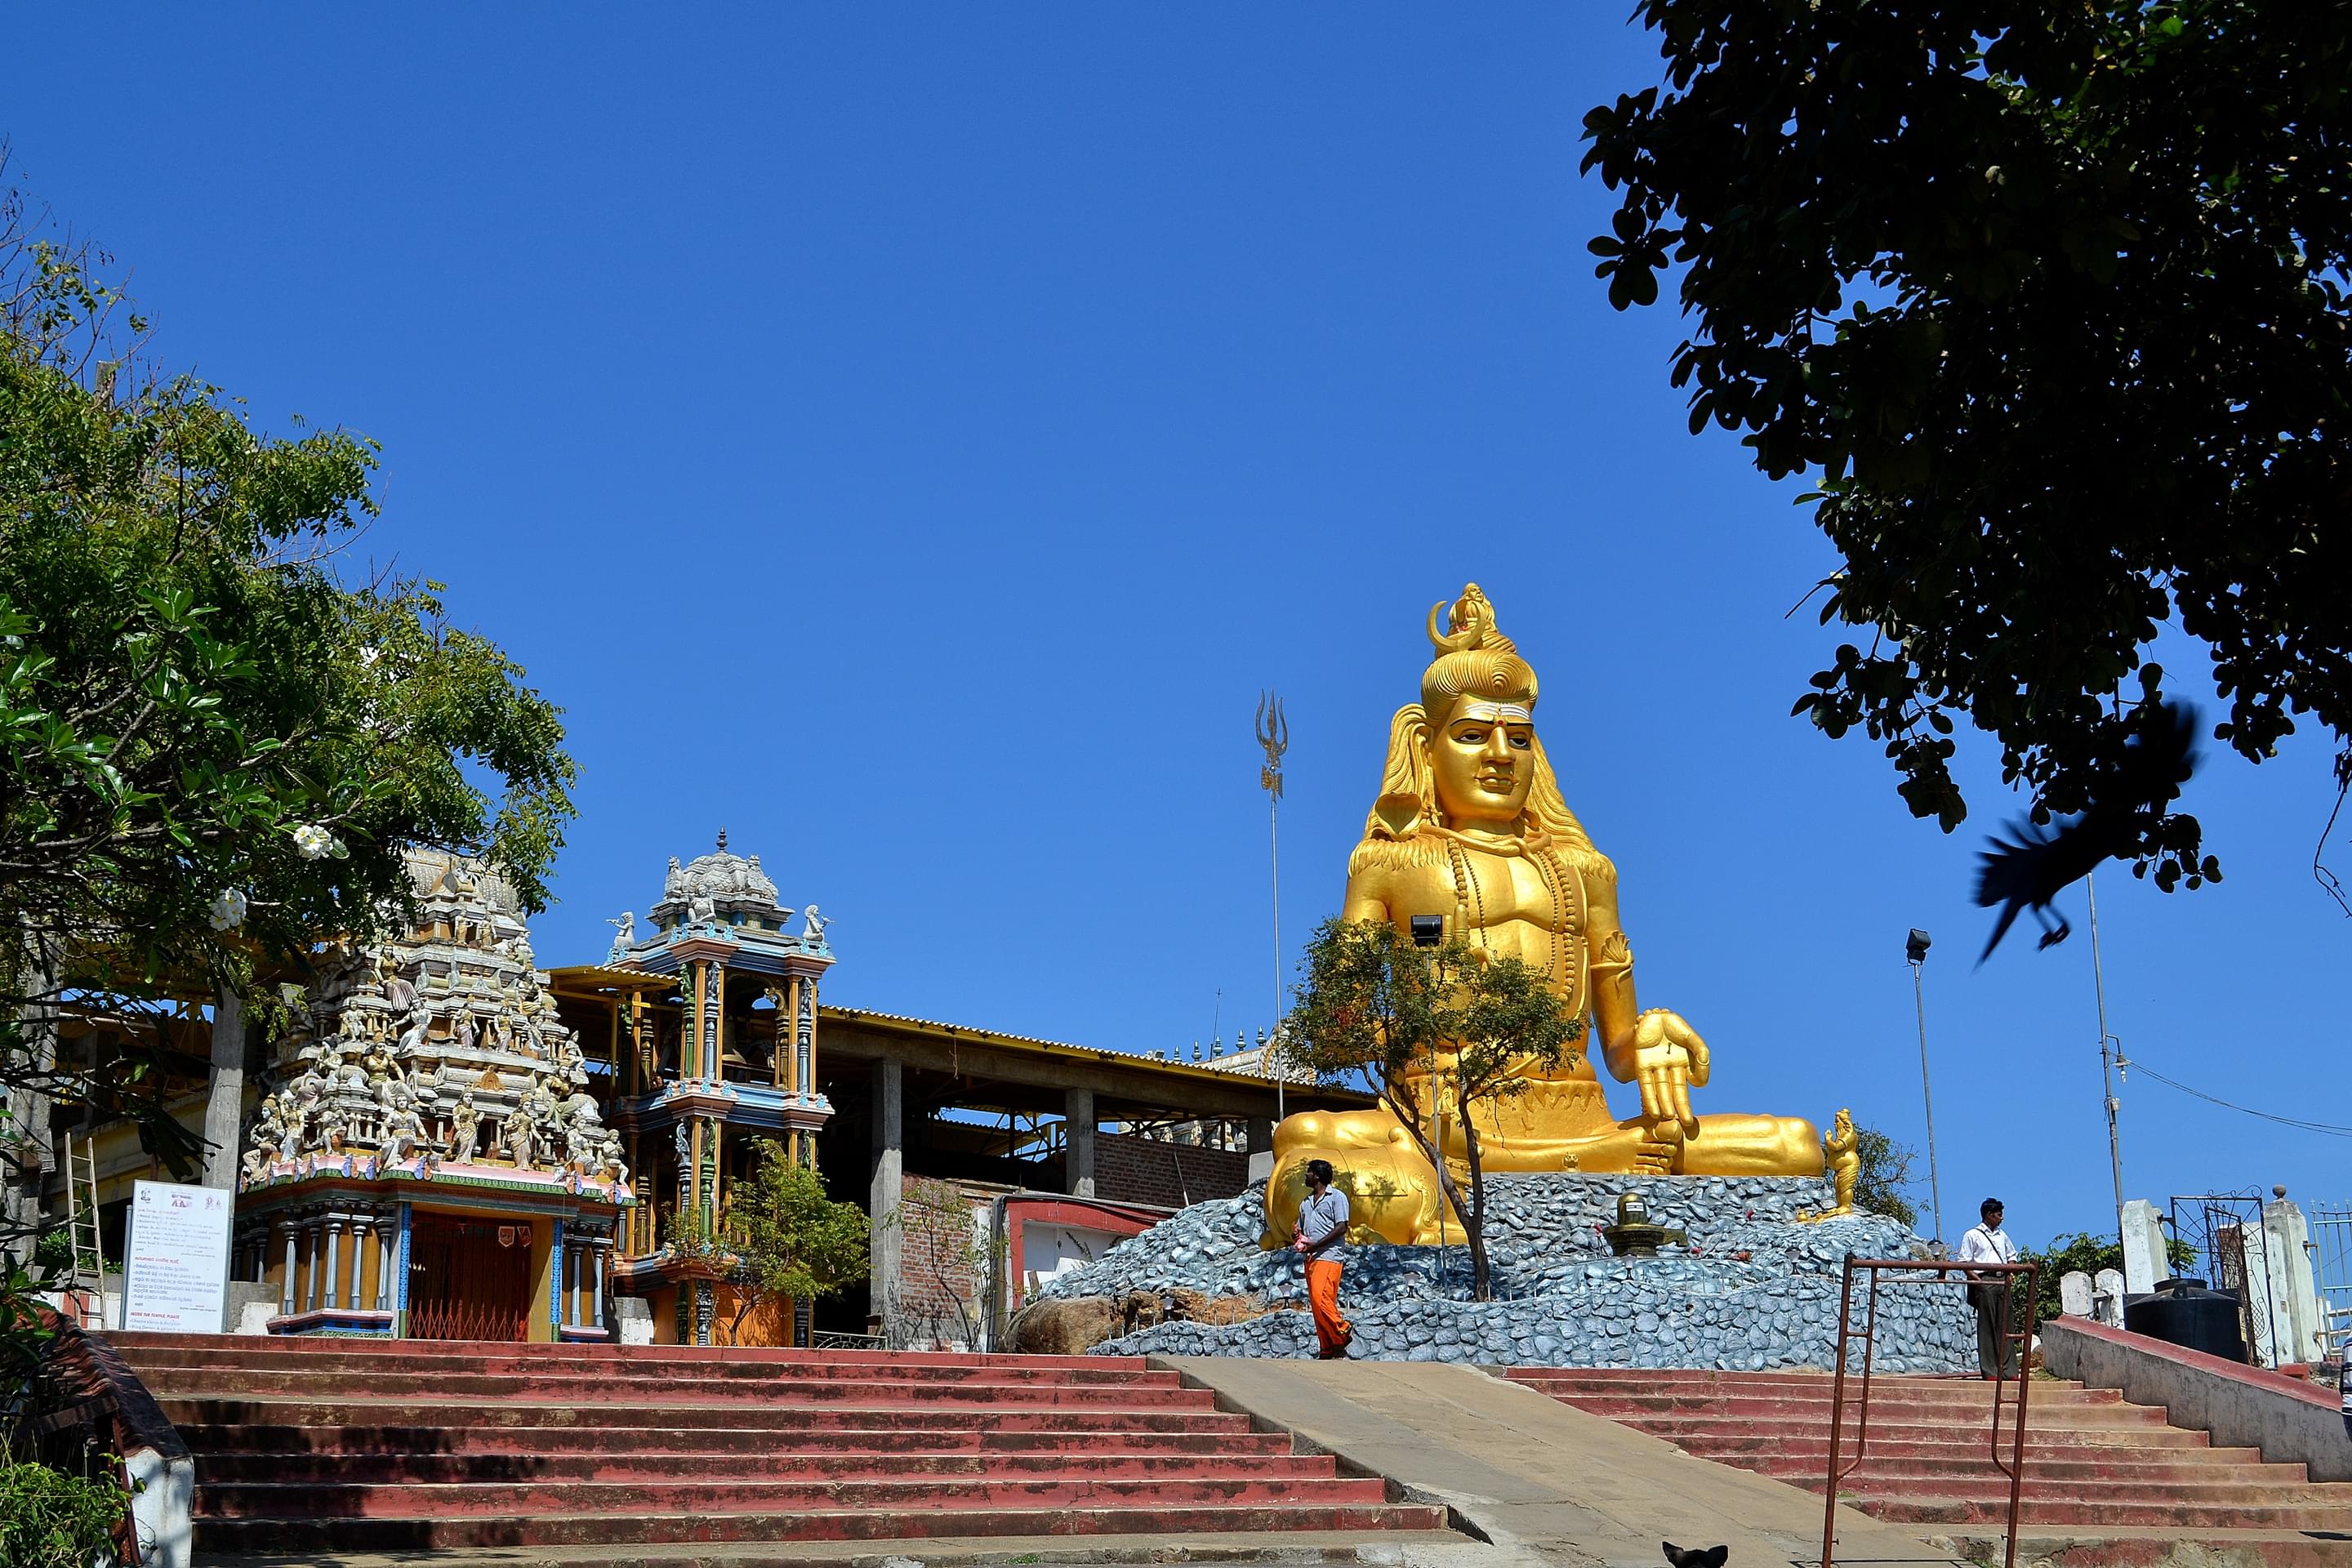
[1798,1108,1861,1223]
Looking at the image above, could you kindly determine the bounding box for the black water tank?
[2123,1276,2247,1363]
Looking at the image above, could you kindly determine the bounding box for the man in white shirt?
[1958,1197,2020,1379]
[1291,1159,1354,1359]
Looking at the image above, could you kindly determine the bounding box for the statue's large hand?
[1628,1009,1710,1136]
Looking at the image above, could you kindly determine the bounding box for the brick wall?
[1094,1132,1249,1209]
[888,1174,992,1351]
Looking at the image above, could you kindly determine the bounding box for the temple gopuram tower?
[550,834,835,1346]
[235,853,631,1342]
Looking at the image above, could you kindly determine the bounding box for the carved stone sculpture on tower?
[506,1099,539,1173]
[238,849,627,1199]
[448,1090,482,1165]
[381,1094,425,1166]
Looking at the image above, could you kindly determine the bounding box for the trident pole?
[1269,791,1283,1120]
[1257,693,1290,1123]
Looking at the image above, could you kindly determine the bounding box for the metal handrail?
[1822,1256,2038,1568]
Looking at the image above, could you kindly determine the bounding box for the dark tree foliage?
[1851,1123,1919,1231]
[1585,2,2352,889]
[2019,1229,2199,1321]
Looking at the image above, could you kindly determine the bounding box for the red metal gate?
[407,1214,533,1342]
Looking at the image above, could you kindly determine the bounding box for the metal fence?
[2308,1202,2352,1361]
[2169,1192,2287,1365]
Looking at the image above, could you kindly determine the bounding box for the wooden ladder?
[60,1130,105,1325]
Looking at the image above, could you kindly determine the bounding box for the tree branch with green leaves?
[719,1140,870,1343]
[1584,1,2352,893]
[0,155,576,1252]
[1284,917,1582,1302]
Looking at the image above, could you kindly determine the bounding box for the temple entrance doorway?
[408,1213,533,1342]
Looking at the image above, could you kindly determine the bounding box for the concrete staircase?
[1509,1366,2352,1548]
[108,1334,1446,1555]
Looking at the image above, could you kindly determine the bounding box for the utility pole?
[2088,871,2127,1242]
[1907,929,1947,1249]
[1256,693,1290,1122]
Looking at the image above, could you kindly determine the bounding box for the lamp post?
[1907,928,1947,1249]
[1410,914,1446,1261]
[2087,871,2127,1243]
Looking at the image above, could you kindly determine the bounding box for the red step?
[106,1330,1148,1371]
[191,1502,1435,1553]
[194,1474,1404,1518]
[105,1334,1449,1552]
[1507,1365,2352,1546]
[1636,1419,2221,1454]
[125,1342,1175,1385]
[192,1449,1336,1484]
[178,1421,1294,1457]
[161,1397,1242,1434]
[131,1367,1211,1406]
[1751,1454,2303,1486]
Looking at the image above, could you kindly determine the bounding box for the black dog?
[1664,1544,1728,1568]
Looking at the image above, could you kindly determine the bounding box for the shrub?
[0,1460,124,1568]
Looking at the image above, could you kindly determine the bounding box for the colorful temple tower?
[550,834,835,1346]
[234,853,632,1341]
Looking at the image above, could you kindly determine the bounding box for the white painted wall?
[1020,1223,1123,1289]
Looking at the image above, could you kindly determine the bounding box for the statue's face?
[1429,694,1535,827]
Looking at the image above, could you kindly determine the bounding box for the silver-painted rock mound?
[1040,1172,1976,1372]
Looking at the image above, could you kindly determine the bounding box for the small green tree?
[1851,1124,1919,1231]
[886,1174,1002,1351]
[1285,917,1581,1303]
[721,1141,869,1343]
[2020,1230,2200,1323]
[0,161,576,1246]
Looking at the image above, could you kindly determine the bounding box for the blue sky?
[11,8,2345,1249]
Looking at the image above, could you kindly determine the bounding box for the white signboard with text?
[120,1179,234,1334]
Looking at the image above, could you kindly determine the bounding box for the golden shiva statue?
[1264,585,1827,1249]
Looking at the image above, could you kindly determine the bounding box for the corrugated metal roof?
[818,1004,1356,1098]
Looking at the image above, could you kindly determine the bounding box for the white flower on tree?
[208,888,248,931]
[292,823,343,860]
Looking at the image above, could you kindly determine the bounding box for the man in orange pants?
[1291,1159,1354,1359]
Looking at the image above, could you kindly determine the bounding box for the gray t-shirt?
[1298,1187,1351,1263]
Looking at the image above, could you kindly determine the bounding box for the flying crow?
[1974,701,2200,961]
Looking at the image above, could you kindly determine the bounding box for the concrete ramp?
[1160,1356,1967,1568]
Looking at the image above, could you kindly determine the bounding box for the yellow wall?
[646,1282,679,1343]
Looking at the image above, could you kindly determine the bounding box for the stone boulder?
[1006,1295,1120,1355]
